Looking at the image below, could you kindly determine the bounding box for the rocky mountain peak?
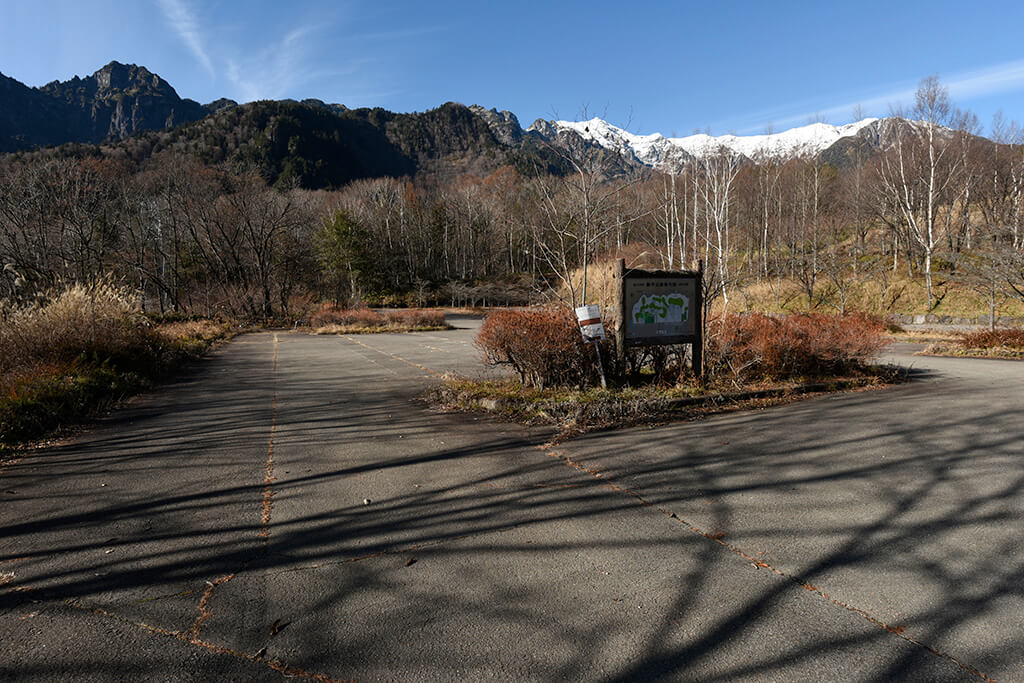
[5,61,207,150]
[468,105,523,145]
[93,61,172,97]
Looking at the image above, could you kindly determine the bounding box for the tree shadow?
[2,334,1022,680]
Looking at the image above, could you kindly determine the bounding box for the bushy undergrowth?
[705,313,887,382]
[384,309,447,327]
[0,281,150,375]
[309,304,447,331]
[957,328,1024,351]
[476,308,601,389]
[0,282,230,447]
[476,307,886,390]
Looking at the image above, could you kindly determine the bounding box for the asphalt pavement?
[1,315,1022,681]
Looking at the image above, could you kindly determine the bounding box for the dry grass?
[0,281,230,448]
[886,329,961,343]
[734,274,1024,319]
[0,280,142,375]
[155,319,232,342]
[309,304,448,334]
[922,328,1024,359]
[429,372,896,435]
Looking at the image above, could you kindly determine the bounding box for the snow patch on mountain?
[548,117,881,167]
[670,119,879,159]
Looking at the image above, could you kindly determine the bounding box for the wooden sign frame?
[614,259,703,377]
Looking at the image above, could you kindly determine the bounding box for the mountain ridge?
[1,61,219,152]
[0,61,998,182]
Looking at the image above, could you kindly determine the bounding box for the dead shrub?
[705,313,886,383]
[309,304,384,328]
[309,305,447,331]
[0,280,227,446]
[957,328,1024,350]
[476,308,597,389]
[383,309,446,327]
[0,280,150,374]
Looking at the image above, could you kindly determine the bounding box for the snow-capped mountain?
[529,117,884,169]
[670,119,881,159]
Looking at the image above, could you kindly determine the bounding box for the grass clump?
[0,281,232,448]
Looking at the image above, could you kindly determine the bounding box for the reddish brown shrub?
[383,309,447,327]
[476,308,596,388]
[705,313,887,382]
[309,305,384,328]
[958,328,1024,350]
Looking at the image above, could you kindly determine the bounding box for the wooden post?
[693,259,704,381]
[592,340,607,389]
[614,258,626,371]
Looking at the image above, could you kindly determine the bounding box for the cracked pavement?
[1,317,1023,681]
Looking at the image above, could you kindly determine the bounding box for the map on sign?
[631,293,688,326]
[623,274,698,344]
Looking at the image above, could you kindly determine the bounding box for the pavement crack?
[539,443,996,682]
[131,588,198,604]
[186,572,237,639]
[59,596,348,681]
[261,334,279,540]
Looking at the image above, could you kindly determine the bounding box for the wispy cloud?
[729,59,1024,135]
[157,0,215,78]
[225,23,331,102]
[224,22,373,103]
[946,60,1024,100]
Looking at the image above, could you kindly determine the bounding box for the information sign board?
[623,274,697,345]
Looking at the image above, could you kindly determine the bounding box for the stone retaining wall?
[885,313,1024,327]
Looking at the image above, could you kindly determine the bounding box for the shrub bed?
[309,305,448,332]
[705,313,888,383]
[922,327,1024,359]
[476,309,886,390]
[443,309,897,433]
[957,328,1024,351]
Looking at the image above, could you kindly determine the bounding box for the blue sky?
[3,0,1024,137]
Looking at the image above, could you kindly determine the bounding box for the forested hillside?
[1,73,1022,325]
